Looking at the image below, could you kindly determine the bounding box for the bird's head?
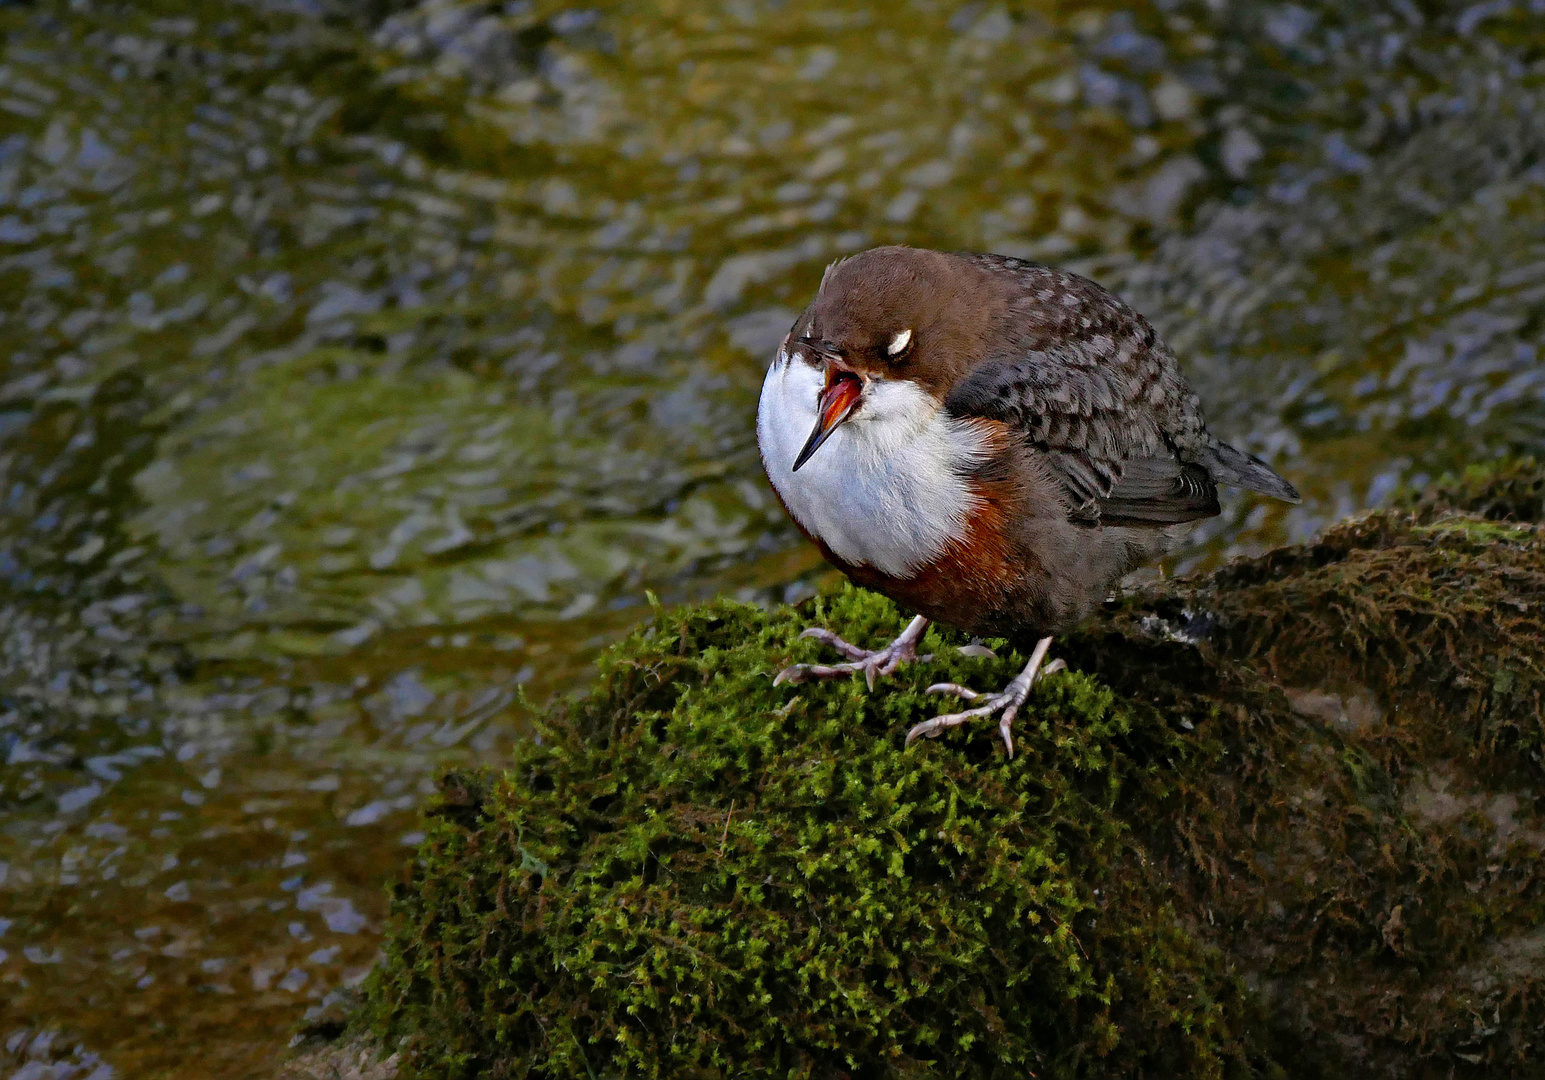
[780,246,1008,471]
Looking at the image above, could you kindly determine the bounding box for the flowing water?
[0,0,1541,1075]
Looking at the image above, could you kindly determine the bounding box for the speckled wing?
[945,256,1221,526]
[944,347,1221,526]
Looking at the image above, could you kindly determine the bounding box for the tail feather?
[1200,442,1301,504]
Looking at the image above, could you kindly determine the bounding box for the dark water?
[0,0,1541,1075]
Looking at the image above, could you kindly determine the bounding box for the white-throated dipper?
[757,245,1300,756]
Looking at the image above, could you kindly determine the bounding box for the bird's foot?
[774,615,932,691]
[905,636,1065,758]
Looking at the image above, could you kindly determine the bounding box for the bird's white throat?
[757,350,991,577]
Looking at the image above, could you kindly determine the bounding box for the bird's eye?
[886,329,912,357]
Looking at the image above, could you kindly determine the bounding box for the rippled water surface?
[1,0,1542,1074]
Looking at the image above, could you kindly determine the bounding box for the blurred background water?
[0,0,1541,1075]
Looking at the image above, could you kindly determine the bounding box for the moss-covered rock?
[364,464,1545,1079]
[1400,457,1545,526]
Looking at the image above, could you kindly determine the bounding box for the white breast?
[756,350,991,578]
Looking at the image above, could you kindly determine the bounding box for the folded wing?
[944,348,1296,527]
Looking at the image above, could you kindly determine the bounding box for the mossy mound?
[366,593,1254,1078]
[1400,457,1545,525]
[366,464,1545,1079]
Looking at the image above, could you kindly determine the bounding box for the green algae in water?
[368,464,1545,1078]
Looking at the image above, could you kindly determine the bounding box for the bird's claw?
[773,648,935,690]
[795,626,872,661]
[904,640,1064,758]
[774,615,932,689]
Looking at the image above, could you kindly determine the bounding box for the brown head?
[783,246,1013,470]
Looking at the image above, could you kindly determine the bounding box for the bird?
[756,245,1300,756]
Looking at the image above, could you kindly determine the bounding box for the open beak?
[792,363,863,472]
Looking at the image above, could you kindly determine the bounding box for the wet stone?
[1284,685,1383,733]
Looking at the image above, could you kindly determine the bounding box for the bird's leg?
[904,636,1066,758]
[774,615,932,691]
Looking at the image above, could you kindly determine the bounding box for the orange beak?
[792,364,863,472]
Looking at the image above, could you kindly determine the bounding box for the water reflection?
[0,0,1541,1076]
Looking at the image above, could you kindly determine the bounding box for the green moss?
[365,591,1257,1078]
[366,463,1545,1079]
